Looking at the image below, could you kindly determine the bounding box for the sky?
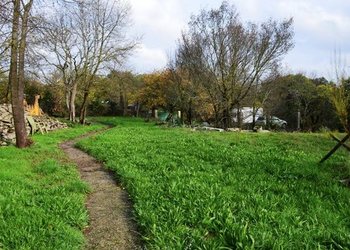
[126,0,350,80]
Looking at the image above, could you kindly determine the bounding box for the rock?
[194,126,224,132]
[0,103,68,146]
[227,128,240,132]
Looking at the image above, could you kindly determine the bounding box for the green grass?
[77,117,350,249]
[0,123,104,250]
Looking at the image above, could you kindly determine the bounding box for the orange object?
[28,95,42,116]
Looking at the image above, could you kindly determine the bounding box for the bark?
[252,106,257,129]
[9,0,32,148]
[69,84,77,122]
[135,103,140,117]
[187,99,193,125]
[222,107,232,129]
[79,91,89,124]
[236,105,242,129]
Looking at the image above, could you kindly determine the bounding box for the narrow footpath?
[60,131,142,250]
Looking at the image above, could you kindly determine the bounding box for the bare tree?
[75,0,136,124]
[326,51,350,132]
[37,9,81,121]
[168,56,197,124]
[0,1,13,101]
[177,2,294,128]
[9,0,33,148]
[37,0,136,123]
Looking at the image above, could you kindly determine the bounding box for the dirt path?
[60,130,142,250]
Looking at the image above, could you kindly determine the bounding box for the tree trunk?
[10,0,29,148]
[123,94,128,116]
[187,100,192,125]
[79,91,89,124]
[65,86,71,121]
[237,105,242,129]
[252,106,256,129]
[222,105,232,129]
[119,90,127,116]
[135,102,140,117]
[69,84,77,122]
[65,88,70,114]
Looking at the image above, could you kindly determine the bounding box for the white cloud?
[127,0,350,78]
[129,0,185,47]
[128,44,168,73]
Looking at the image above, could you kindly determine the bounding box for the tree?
[136,72,167,117]
[177,1,294,128]
[324,78,350,132]
[38,8,80,122]
[264,74,339,131]
[74,0,136,124]
[107,70,138,116]
[38,0,136,123]
[0,1,11,72]
[8,0,33,148]
[0,1,14,101]
[87,70,139,116]
[323,53,350,132]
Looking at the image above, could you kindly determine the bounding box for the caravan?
[232,107,263,125]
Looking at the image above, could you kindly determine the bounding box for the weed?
[78,117,350,249]
[0,123,103,249]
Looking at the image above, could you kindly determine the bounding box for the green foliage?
[264,74,339,131]
[78,117,350,249]
[0,123,103,249]
[322,77,350,132]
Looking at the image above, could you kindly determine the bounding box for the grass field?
[0,123,103,250]
[78,118,350,249]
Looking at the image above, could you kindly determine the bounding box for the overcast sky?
[126,0,350,79]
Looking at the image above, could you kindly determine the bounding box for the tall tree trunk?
[187,99,193,125]
[222,105,232,129]
[79,91,89,124]
[237,105,242,129]
[69,84,77,122]
[119,91,125,116]
[135,102,140,117]
[252,106,256,129]
[123,93,128,116]
[10,0,31,148]
[65,88,70,114]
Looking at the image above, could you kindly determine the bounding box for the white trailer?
[232,107,263,124]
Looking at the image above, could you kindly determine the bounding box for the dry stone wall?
[0,104,68,146]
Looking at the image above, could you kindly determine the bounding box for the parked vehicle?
[255,116,287,129]
[232,107,263,124]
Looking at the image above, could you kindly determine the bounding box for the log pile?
[0,104,68,146]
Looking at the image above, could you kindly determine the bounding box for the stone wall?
[0,104,68,146]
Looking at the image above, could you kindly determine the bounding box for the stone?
[227,128,240,132]
[0,103,68,146]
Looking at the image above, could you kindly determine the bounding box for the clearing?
[78,117,350,249]
[1,117,350,249]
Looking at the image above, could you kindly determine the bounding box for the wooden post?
[320,133,350,163]
[330,134,350,152]
[297,111,301,130]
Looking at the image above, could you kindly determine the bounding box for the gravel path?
[60,131,142,250]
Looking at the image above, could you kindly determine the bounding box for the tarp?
[158,111,170,122]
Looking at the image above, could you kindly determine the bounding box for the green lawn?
[0,123,103,250]
[78,117,350,249]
